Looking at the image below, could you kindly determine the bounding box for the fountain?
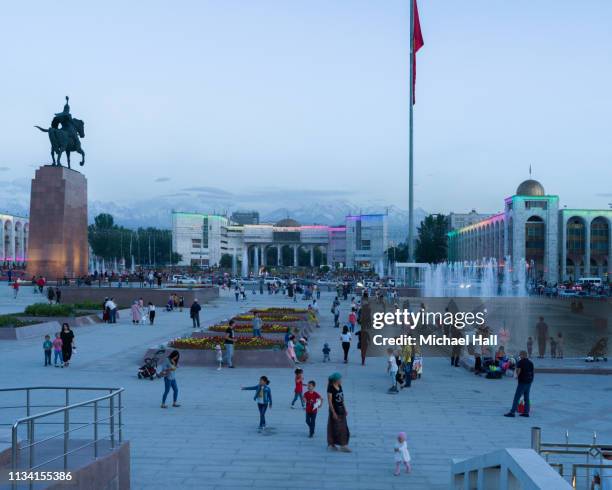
[423,256,528,297]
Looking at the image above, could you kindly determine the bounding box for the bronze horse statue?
[35,118,85,168]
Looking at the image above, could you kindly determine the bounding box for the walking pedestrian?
[291,368,305,409]
[326,372,350,452]
[355,328,370,366]
[160,350,180,408]
[348,309,357,333]
[225,320,236,368]
[304,380,322,438]
[340,325,351,364]
[252,312,262,337]
[148,302,156,324]
[190,299,201,328]
[504,351,534,418]
[12,280,19,299]
[60,323,75,367]
[241,376,272,432]
[393,432,412,476]
[131,301,140,324]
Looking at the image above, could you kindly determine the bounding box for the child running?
[393,432,412,475]
[291,368,305,409]
[304,380,322,438]
[322,343,331,362]
[241,376,272,432]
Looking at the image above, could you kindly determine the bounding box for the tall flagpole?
[408,0,415,264]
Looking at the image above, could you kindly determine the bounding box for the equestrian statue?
[35,96,85,168]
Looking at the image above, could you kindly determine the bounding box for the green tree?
[219,254,233,269]
[414,214,448,264]
[386,243,409,263]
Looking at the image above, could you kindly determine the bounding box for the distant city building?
[447,179,611,283]
[447,210,493,231]
[0,213,29,265]
[172,212,388,275]
[230,210,260,225]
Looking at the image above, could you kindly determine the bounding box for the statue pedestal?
[27,165,88,279]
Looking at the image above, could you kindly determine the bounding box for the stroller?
[138,357,158,380]
[138,349,166,380]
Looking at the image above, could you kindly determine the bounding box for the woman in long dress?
[327,372,350,452]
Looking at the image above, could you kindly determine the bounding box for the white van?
[577,277,602,287]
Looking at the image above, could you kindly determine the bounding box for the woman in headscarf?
[326,372,351,452]
[131,301,141,325]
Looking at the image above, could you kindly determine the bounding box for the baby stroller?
[138,357,158,380]
[138,349,166,380]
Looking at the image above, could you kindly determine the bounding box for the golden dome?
[275,218,300,227]
[516,179,545,196]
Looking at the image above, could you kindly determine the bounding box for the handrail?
[3,386,125,490]
[11,389,122,426]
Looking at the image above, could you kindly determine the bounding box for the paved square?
[1,287,611,489]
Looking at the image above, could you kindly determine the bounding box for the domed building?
[274,218,300,228]
[447,179,611,283]
[516,179,546,197]
[172,211,389,275]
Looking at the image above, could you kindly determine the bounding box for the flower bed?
[208,323,287,333]
[170,336,284,350]
[252,307,308,313]
[234,314,301,322]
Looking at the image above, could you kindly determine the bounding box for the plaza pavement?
[1,286,611,489]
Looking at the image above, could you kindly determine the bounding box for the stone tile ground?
[1,287,611,489]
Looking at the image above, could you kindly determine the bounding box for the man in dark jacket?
[190,299,202,328]
[504,351,534,417]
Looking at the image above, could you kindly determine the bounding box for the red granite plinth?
[28,165,88,279]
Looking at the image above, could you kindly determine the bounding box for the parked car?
[172,275,197,285]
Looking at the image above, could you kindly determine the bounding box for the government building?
[447,179,611,284]
[172,212,388,275]
[1,212,29,266]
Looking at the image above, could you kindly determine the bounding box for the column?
[9,222,15,264]
[241,246,248,277]
[253,245,259,273]
[309,246,314,267]
[584,219,591,276]
[325,246,331,267]
[293,245,298,267]
[277,245,282,266]
[608,219,612,278]
[0,221,4,261]
[261,245,267,267]
[231,249,237,276]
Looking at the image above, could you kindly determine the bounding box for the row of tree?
[88,213,181,267]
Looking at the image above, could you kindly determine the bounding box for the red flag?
[412,0,424,104]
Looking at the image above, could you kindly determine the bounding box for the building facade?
[1,213,29,265]
[447,179,611,283]
[172,212,388,275]
[447,210,493,231]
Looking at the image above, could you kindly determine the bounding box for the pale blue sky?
[1,0,611,215]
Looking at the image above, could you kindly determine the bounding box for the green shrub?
[71,300,103,310]
[0,316,38,328]
[24,303,75,317]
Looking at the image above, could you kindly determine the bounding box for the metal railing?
[0,387,124,490]
[531,426,612,489]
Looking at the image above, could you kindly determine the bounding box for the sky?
[1,0,611,219]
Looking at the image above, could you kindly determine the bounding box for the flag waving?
[412,0,424,104]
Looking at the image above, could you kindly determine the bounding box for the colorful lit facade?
[172,212,387,275]
[447,180,611,283]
